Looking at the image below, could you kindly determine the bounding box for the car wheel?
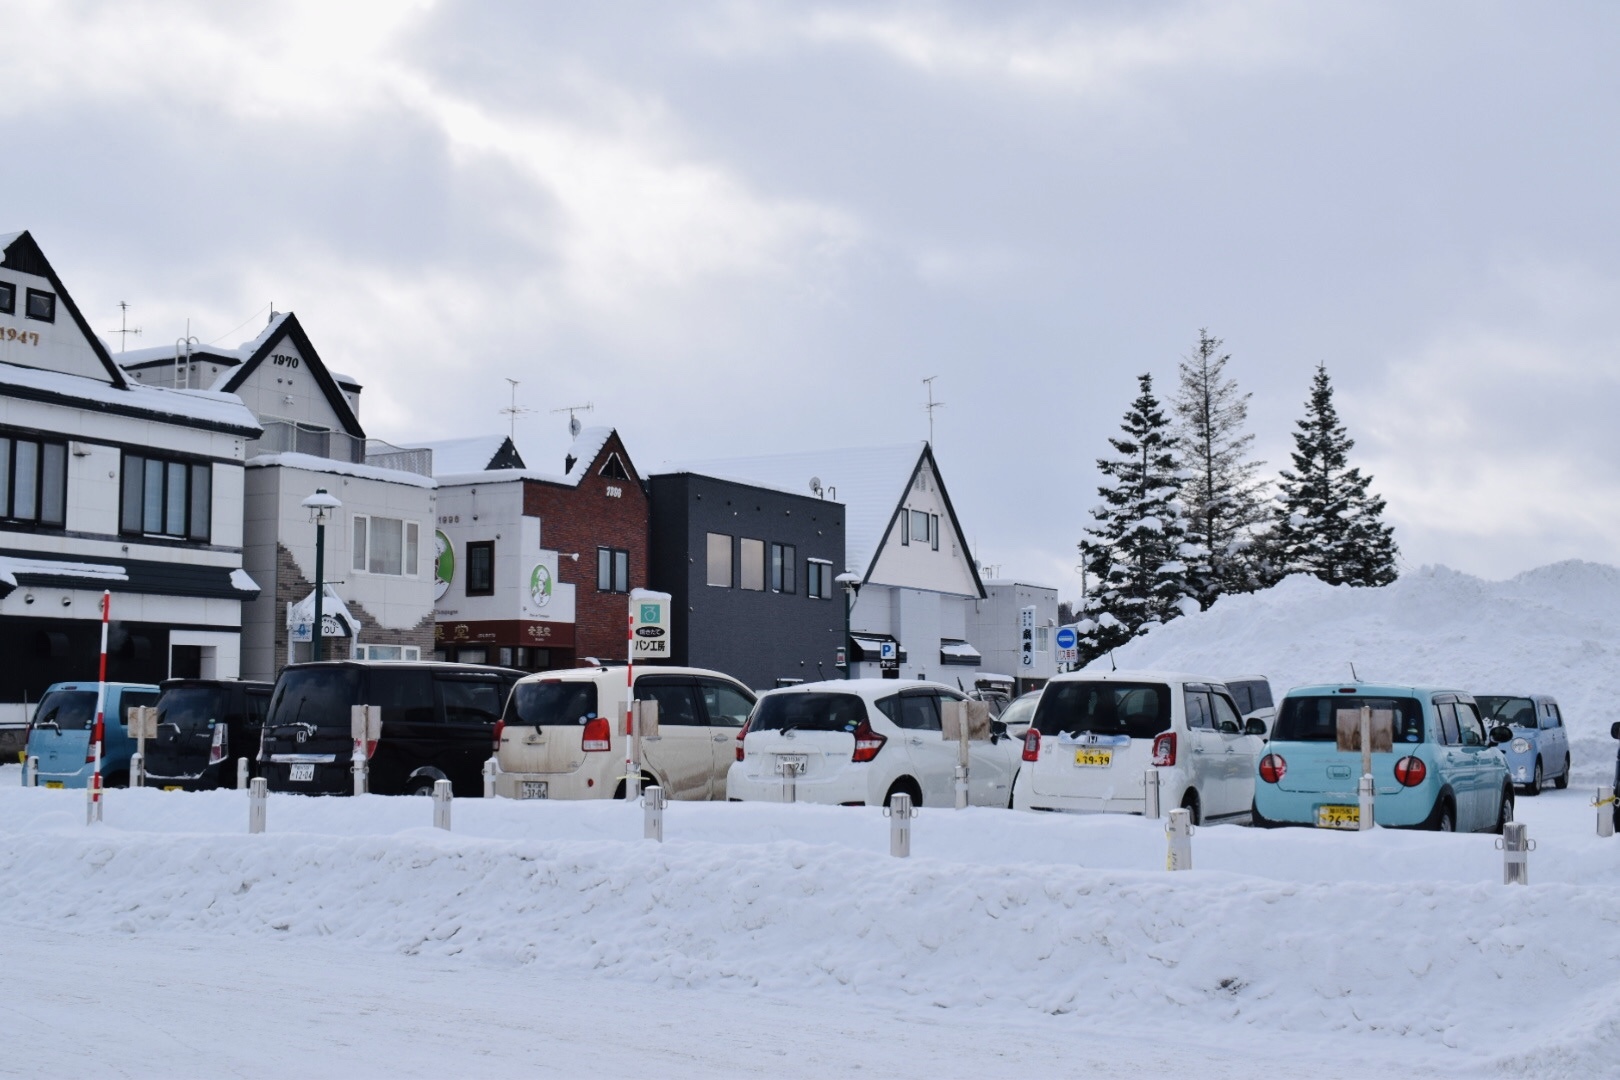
[104,771,130,790]
[1437,800,1456,833]
[1180,791,1201,826]
[1523,759,1543,796]
[1555,755,1571,790]
[612,773,659,800]
[405,777,437,796]
[1494,788,1514,834]
[884,778,922,809]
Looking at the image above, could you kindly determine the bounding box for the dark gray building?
[648,472,846,690]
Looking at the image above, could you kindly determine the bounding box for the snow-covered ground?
[6,561,1620,1078]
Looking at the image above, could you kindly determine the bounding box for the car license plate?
[775,754,808,771]
[1316,804,1360,829]
[163,785,184,792]
[45,781,64,789]
[520,781,548,800]
[1073,748,1113,767]
[289,763,314,782]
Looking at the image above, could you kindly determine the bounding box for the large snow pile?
[1095,560,1620,782]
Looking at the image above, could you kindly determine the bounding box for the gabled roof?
[1,231,128,388]
[418,434,525,476]
[218,313,365,439]
[0,359,261,436]
[434,426,630,488]
[661,441,985,596]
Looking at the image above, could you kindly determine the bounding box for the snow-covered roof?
[418,435,513,476]
[119,312,294,390]
[0,360,261,435]
[659,443,927,577]
[245,452,437,489]
[940,640,983,660]
[0,555,129,584]
[435,426,619,489]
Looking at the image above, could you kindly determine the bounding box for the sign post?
[625,590,672,801]
[1055,625,1079,669]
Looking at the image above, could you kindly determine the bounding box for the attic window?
[599,452,629,481]
[0,281,13,315]
[24,288,55,323]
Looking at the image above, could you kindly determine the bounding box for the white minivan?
[727,679,1023,808]
[1011,670,1265,823]
[495,665,755,800]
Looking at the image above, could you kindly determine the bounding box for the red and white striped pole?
[624,605,638,800]
[88,589,110,823]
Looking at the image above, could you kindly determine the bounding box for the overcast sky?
[8,1,1618,599]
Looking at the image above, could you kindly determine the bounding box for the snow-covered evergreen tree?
[1173,329,1268,605]
[1077,373,1196,661]
[1269,364,1399,586]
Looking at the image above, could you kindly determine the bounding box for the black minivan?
[260,661,521,796]
[143,679,275,790]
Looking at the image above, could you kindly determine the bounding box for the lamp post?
[301,488,342,662]
[836,572,862,680]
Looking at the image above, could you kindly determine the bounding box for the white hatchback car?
[495,665,756,800]
[1011,670,1265,823]
[726,679,1023,808]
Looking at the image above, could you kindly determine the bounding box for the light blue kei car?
[1475,694,1571,796]
[1252,683,1514,833]
[23,682,161,788]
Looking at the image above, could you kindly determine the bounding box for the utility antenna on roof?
[551,402,594,438]
[922,375,944,446]
[499,378,535,441]
[809,476,823,498]
[105,301,141,353]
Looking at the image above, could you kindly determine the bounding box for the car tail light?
[1151,732,1176,767]
[735,718,751,762]
[208,724,228,765]
[1258,753,1287,784]
[1021,729,1041,762]
[851,719,886,763]
[1394,756,1426,787]
[492,719,505,752]
[581,716,612,752]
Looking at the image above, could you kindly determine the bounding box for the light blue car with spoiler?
[1251,682,1515,833]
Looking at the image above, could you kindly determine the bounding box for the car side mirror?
[989,719,1007,740]
[1612,721,1620,741]
[1490,725,1513,746]
[1218,720,1241,735]
[1244,717,1268,737]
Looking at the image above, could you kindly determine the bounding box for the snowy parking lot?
[3,770,1618,1078]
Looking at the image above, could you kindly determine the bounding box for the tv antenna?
[551,402,594,438]
[922,375,944,445]
[106,301,141,353]
[498,378,535,440]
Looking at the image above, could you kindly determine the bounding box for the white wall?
[0,267,110,382]
[866,458,980,597]
[968,581,1059,685]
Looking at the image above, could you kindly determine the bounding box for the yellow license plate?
[1073,748,1113,767]
[1316,804,1360,829]
[163,786,184,792]
[45,781,64,789]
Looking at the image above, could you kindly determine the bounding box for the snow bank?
[1097,561,1620,782]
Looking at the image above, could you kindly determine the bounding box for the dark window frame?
[23,287,55,323]
[806,559,833,600]
[466,540,495,596]
[119,451,211,542]
[770,542,796,594]
[0,281,13,315]
[597,546,630,593]
[0,433,67,527]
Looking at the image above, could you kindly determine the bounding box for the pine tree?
[1173,329,1268,605]
[1270,364,1399,586]
[1077,373,1196,661]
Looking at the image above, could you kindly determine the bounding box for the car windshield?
[268,667,362,732]
[157,687,227,735]
[750,692,868,733]
[999,692,1041,730]
[1273,696,1424,743]
[508,680,599,727]
[1476,696,1536,728]
[32,690,97,731]
[1032,682,1171,739]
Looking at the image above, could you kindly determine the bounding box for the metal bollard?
[432,779,452,831]
[130,750,145,790]
[954,764,969,810]
[1143,769,1161,820]
[886,792,914,858]
[1358,774,1375,831]
[249,777,267,834]
[1166,808,1193,870]
[1599,787,1616,838]
[483,756,498,799]
[237,757,249,790]
[778,759,801,803]
[643,785,665,842]
[1497,821,1533,884]
[352,748,367,797]
[24,755,37,788]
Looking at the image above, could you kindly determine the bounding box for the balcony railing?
[248,420,434,478]
[364,439,434,478]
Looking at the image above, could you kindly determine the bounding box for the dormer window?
[24,288,55,323]
[0,281,14,315]
[599,452,629,481]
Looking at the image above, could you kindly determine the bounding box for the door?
[436,675,508,794]
[951,692,1016,806]
[893,690,956,808]
[1212,690,1260,812]
[1544,703,1569,778]
[1454,700,1495,828]
[634,676,711,799]
[695,676,756,798]
[1181,687,1230,815]
[367,668,439,794]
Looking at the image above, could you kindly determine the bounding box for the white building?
[676,442,987,682]
[0,230,261,724]
[966,579,1060,695]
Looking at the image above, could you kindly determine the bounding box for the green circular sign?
[434,530,455,600]
[530,562,553,608]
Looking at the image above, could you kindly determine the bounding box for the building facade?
[648,472,846,690]
[966,579,1061,695]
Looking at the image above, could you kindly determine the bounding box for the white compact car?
[726,679,1023,808]
[1011,670,1265,823]
[495,665,756,800]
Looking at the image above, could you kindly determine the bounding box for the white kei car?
[726,679,1023,808]
[1011,670,1265,823]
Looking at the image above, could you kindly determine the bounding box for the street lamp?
[301,488,342,661]
[836,572,862,680]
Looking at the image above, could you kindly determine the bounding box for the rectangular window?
[806,559,833,600]
[770,542,796,593]
[597,546,629,592]
[24,288,55,322]
[467,540,495,596]
[0,281,13,314]
[931,513,940,551]
[352,515,419,576]
[739,538,765,591]
[0,435,66,527]
[119,452,207,540]
[706,533,732,587]
[911,510,931,546]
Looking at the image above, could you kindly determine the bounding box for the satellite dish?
[569,415,581,438]
[809,476,823,497]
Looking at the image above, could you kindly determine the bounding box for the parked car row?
[17,663,1575,839]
